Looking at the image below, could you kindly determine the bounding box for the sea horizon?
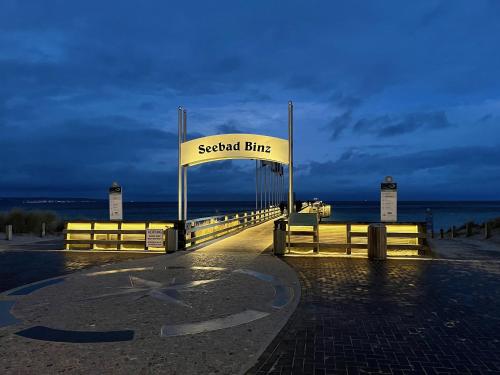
[2,197,500,230]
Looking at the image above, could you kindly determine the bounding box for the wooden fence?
[284,221,427,255]
[64,206,284,252]
[185,207,282,248]
[64,221,178,252]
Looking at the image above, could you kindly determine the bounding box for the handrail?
[185,206,281,248]
[278,219,426,255]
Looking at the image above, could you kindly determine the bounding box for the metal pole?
[288,101,294,214]
[255,160,258,211]
[260,161,263,210]
[183,109,187,220]
[264,163,267,209]
[178,106,183,220]
[274,164,277,206]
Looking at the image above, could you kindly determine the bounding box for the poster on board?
[146,229,164,248]
[380,176,397,222]
[109,182,123,221]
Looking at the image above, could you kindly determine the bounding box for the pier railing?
[184,206,282,248]
[64,205,288,252]
[281,221,427,255]
[64,221,179,252]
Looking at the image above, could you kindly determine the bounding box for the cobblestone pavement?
[250,257,500,375]
[0,221,300,375]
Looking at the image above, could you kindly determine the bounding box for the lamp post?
[288,101,294,214]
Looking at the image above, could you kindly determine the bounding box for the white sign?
[380,178,397,222]
[180,133,289,167]
[146,229,164,248]
[109,185,123,221]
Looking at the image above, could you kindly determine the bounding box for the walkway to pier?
[251,257,500,374]
[0,220,300,375]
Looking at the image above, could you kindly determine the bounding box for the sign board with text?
[380,178,397,222]
[109,185,123,221]
[181,134,289,166]
[146,229,164,248]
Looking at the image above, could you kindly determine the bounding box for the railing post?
[346,223,351,255]
[190,223,196,246]
[367,224,387,260]
[419,223,426,256]
[177,220,187,250]
[485,222,491,239]
[5,225,12,241]
[466,222,473,237]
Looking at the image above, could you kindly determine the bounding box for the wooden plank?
[65,230,164,235]
[289,230,316,236]
[288,213,318,227]
[65,240,146,245]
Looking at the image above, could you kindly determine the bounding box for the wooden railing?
[280,221,427,255]
[64,221,179,252]
[185,207,282,248]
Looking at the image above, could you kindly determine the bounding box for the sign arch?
[177,103,294,221]
[181,133,289,167]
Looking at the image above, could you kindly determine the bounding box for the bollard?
[5,225,13,241]
[485,222,491,239]
[41,222,46,238]
[177,221,187,250]
[451,226,456,238]
[466,222,473,237]
[440,228,444,239]
[273,220,286,256]
[367,224,387,260]
[166,228,178,253]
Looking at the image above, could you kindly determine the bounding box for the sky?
[1,0,500,201]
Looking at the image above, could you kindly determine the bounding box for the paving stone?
[249,258,500,375]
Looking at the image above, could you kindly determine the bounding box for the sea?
[2,198,500,230]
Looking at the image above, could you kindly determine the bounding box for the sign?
[288,213,318,227]
[109,183,123,221]
[180,134,289,167]
[426,208,434,236]
[146,229,164,248]
[380,176,397,222]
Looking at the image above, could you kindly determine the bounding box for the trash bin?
[166,228,178,253]
[368,223,387,260]
[273,220,286,256]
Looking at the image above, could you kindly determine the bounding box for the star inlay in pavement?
[81,276,220,308]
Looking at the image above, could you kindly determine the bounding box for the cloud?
[216,120,243,134]
[325,111,352,140]
[353,111,452,137]
[329,92,363,110]
[1,0,500,199]
[308,145,500,177]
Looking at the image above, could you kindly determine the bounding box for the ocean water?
[1,198,500,230]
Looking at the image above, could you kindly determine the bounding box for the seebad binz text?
[198,141,271,154]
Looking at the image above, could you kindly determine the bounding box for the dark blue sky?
[1,1,499,201]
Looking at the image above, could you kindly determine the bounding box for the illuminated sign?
[109,183,123,221]
[380,176,397,222]
[180,133,289,166]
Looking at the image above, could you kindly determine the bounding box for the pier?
[1,104,499,375]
